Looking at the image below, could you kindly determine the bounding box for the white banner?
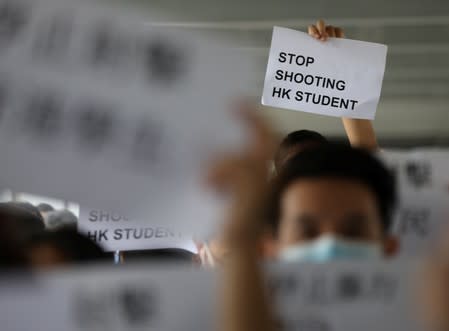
[262,26,387,119]
[0,0,254,234]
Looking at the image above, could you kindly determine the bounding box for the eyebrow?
[338,213,372,234]
[295,213,371,232]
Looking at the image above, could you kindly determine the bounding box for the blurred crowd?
[0,200,105,269]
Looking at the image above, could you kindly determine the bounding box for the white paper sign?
[380,149,449,192]
[0,262,426,331]
[268,262,423,331]
[391,189,449,256]
[78,207,197,252]
[379,149,449,256]
[262,26,387,119]
[0,266,217,331]
[0,0,254,234]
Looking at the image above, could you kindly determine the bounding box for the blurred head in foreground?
[274,130,328,172]
[28,229,107,269]
[265,145,398,262]
[0,202,46,269]
[0,202,45,237]
[0,219,29,269]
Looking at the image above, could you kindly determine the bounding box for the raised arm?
[208,105,277,331]
[308,19,379,150]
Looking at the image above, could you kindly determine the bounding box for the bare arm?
[309,20,379,150]
[221,241,273,331]
[342,118,378,150]
[209,107,277,331]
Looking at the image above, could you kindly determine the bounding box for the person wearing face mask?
[202,144,393,268]
[211,109,396,331]
[264,144,399,263]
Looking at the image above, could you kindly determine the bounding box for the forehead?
[281,177,378,214]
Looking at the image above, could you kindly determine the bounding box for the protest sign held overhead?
[0,0,254,234]
[262,26,387,119]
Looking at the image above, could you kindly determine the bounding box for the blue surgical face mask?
[279,235,382,263]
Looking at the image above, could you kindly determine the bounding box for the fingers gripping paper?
[262,27,387,119]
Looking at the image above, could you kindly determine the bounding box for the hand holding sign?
[308,19,344,41]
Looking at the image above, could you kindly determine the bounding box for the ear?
[383,236,400,258]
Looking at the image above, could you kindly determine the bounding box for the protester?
[265,145,398,262]
[28,229,107,269]
[203,20,381,267]
[269,21,397,262]
[211,104,398,330]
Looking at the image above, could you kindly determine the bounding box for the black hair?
[274,130,328,171]
[0,202,45,242]
[268,144,396,234]
[0,219,29,269]
[0,202,46,269]
[29,229,107,263]
[37,203,54,213]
